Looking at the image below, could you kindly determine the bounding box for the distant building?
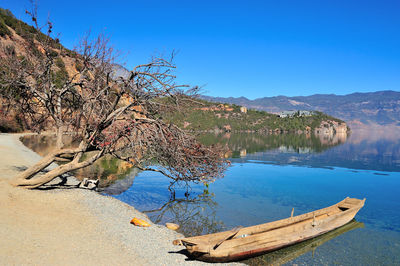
[299,110,314,116]
[240,106,247,113]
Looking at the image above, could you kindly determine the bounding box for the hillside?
[0,8,117,132]
[0,8,348,135]
[161,98,348,134]
[202,90,400,126]
[0,9,68,131]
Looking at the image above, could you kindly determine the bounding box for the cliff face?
[315,120,348,135]
[314,120,348,145]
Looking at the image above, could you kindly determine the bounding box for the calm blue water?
[20,129,400,264]
[108,129,400,265]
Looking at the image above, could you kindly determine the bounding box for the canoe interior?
[173,197,365,262]
[241,219,364,265]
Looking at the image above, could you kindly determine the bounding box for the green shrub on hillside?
[0,8,73,54]
[0,17,10,36]
[0,8,14,18]
[52,57,68,88]
[162,98,345,132]
[55,57,65,68]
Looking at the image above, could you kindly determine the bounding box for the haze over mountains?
[202,90,400,126]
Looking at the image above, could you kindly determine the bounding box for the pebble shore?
[0,133,243,265]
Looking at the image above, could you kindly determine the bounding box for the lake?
[22,127,400,265]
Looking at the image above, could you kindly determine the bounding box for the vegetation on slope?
[203,90,400,125]
[0,8,75,56]
[0,8,77,132]
[161,97,346,133]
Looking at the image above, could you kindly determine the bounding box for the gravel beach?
[0,133,242,265]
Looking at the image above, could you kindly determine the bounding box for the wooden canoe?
[243,219,364,265]
[173,197,365,262]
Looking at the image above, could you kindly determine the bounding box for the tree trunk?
[56,126,65,149]
[13,153,56,181]
[13,149,104,189]
[10,147,87,187]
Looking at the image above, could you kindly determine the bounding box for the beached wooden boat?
[243,219,364,265]
[173,197,365,262]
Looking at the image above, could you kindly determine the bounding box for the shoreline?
[0,133,241,265]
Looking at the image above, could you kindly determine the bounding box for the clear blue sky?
[1,0,399,99]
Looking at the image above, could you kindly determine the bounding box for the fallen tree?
[0,8,227,189]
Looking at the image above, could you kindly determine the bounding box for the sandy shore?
[0,133,241,265]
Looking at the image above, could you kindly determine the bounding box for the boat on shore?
[243,219,364,265]
[173,197,365,262]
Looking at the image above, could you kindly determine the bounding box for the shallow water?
[22,128,400,265]
[108,129,400,265]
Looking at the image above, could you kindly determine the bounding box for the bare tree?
[0,9,227,189]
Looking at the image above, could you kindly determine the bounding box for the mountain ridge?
[201,90,400,126]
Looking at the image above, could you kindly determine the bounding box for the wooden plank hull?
[173,197,365,262]
[242,219,364,265]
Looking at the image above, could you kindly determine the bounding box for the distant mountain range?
[201,90,400,126]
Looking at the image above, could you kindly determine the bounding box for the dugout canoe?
[243,219,364,265]
[173,197,365,262]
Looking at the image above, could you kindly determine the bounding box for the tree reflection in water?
[143,190,225,237]
[20,134,135,188]
[197,131,346,159]
[21,132,347,189]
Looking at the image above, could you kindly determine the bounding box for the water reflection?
[194,127,400,172]
[197,131,346,158]
[230,130,400,172]
[142,191,225,237]
[19,128,400,265]
[20,134,77,155]
[21,130,348,192]
[21,128,400,187]
[22,127,400,190]
[20,134,136,188]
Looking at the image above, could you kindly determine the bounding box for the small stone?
[166,223,180,231]
[79,178,99,190]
